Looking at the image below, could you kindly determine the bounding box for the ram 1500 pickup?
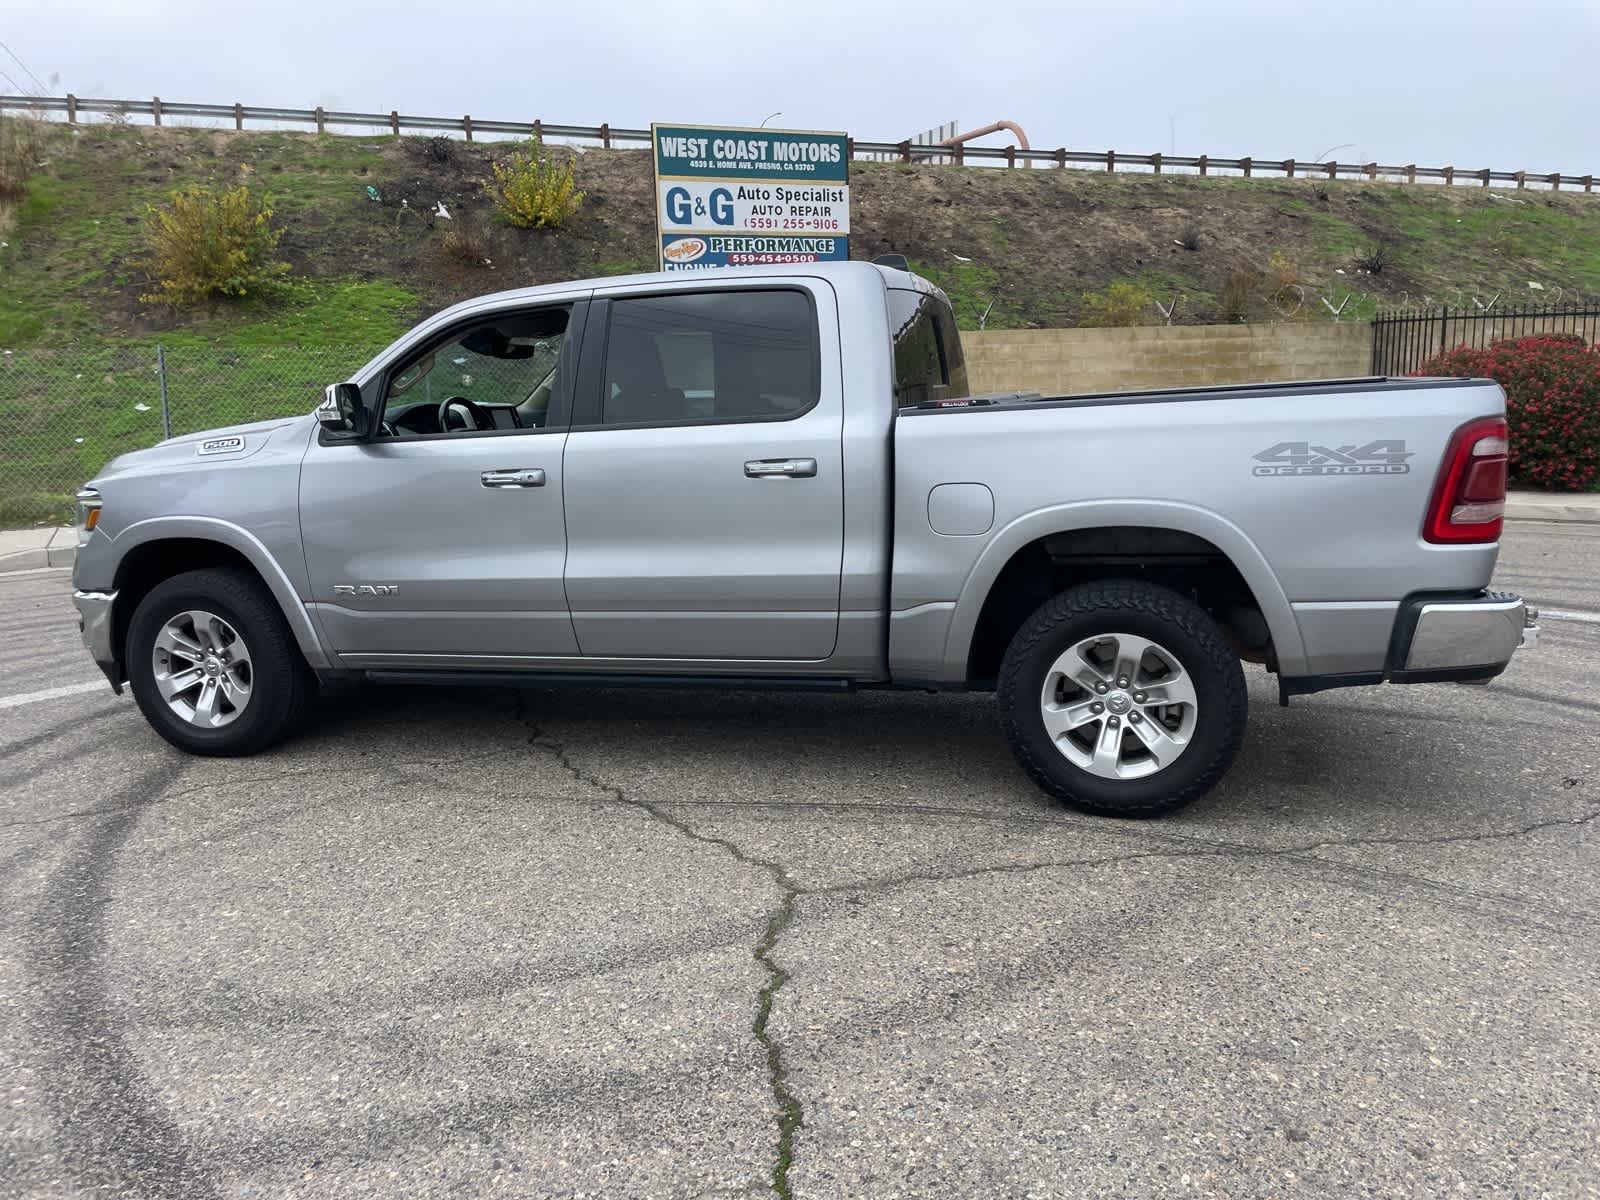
[71,261,1537,816]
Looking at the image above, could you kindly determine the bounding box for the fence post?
[1197,154,1207,176]
[1106,149,1115,173]
[1054,147,1065,169]
[1405,164,1416,184]
[314,106,325,134]
[1439,305,1449,357]
[463,114,473,142]
[1548,172,1560,191]
[846,136,855,159]
[390,109,399,136]
[156,345,171,440]
[66,93,77,123]
[1584,175,1595,194]
[600,122,611,148]
[1326,160,1337,180]
[533,118,542,142]
[898,139,911,163]
[233,102,243,130]
[1515,170,1526,189]
[1284,158,1295,178]
[152,96,162,127]
[1480,168,1490,188]
[1004,144,1015,168]
[1240,156,1251,178]
[954,141,966,165]
[1150,152,1162,175]
[1366,162,1378,180]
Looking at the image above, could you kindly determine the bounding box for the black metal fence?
[1372,303,1600,375]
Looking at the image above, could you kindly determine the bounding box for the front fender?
[940,499,1307,681]
[98,516,333,671]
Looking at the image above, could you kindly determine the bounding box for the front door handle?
[481,468,546,488]
[744,458,817,479]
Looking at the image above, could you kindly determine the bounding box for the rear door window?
[600,290,819,426]
[888,288,969,406]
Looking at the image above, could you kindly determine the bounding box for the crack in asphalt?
[736,798,1600,932]
[516,698,806,1200]
[798,805,1600,924]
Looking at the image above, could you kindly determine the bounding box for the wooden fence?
[2,93,1596,192]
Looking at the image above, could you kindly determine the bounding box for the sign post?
[652,123,850,271]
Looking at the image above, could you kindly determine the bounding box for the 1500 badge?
[1253,440,1412,477]
[196,435,246,457]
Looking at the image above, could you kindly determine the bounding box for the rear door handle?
[744,458,817,479]
[481,468,546,488]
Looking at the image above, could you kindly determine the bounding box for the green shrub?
[1077,281,1153,327]
[141,185,289,306]
[487,135,584,229]
[1417,334,1600,492]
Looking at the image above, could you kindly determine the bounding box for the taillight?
[1423,416,1508,544]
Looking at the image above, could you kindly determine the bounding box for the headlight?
[74,488,103,546]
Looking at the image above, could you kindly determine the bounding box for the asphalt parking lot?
[2,520,1597,1199]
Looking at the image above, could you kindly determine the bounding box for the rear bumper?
[1394,591,1534,679]
[1280,590,1536,701]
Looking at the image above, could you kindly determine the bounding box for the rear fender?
[943,500,1306,679]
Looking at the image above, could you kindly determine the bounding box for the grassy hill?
[6,120,1600,343]
[4,118,1600,522]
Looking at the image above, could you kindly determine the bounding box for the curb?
[0,528,77,574]
[1504,494,1600,525]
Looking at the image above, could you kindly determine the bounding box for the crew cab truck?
[71,261,1536,817]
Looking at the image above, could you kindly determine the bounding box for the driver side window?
[380,306,572,438]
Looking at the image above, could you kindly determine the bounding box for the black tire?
[997,580,1246,817]
[127,567,315,756]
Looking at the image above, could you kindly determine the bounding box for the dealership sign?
[652,123,850,271]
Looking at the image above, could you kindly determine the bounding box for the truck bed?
[901,375,1486,415]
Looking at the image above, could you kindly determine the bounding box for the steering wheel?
[438,396,490,433]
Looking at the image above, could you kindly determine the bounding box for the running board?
[363,670,857,693]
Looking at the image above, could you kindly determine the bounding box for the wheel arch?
[946,501,1305,686]
[108,518,332,674]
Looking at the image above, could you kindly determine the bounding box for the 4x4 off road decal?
[1253,440,1412,477]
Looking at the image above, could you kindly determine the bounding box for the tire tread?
[127,567,313,756]
[997,580,1247,817]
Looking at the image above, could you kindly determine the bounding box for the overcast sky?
[5,0,1597,172]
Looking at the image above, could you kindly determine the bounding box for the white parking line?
[1539,607,1600,625]
[0,681,113,710]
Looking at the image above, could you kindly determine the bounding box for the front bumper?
[72,589,123,692]
[1391,590,1536,683]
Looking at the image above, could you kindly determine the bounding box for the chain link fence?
[0,344,371,526]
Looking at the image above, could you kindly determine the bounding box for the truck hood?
[95,414,309,480]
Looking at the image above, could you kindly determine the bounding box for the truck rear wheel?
[127,568,315,757]
[997,580,1246,817]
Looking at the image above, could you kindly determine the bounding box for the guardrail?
[2,94,1595,193]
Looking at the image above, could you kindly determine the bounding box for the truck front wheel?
[126,568,315,756]
[997,580,1247,817]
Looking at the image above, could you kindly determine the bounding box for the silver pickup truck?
[70,261,1536,816]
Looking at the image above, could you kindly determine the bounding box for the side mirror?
[317,382,372,440]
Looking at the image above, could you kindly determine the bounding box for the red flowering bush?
[1416,334,1600,492]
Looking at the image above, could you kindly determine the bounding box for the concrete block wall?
[962,322,1373,396]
